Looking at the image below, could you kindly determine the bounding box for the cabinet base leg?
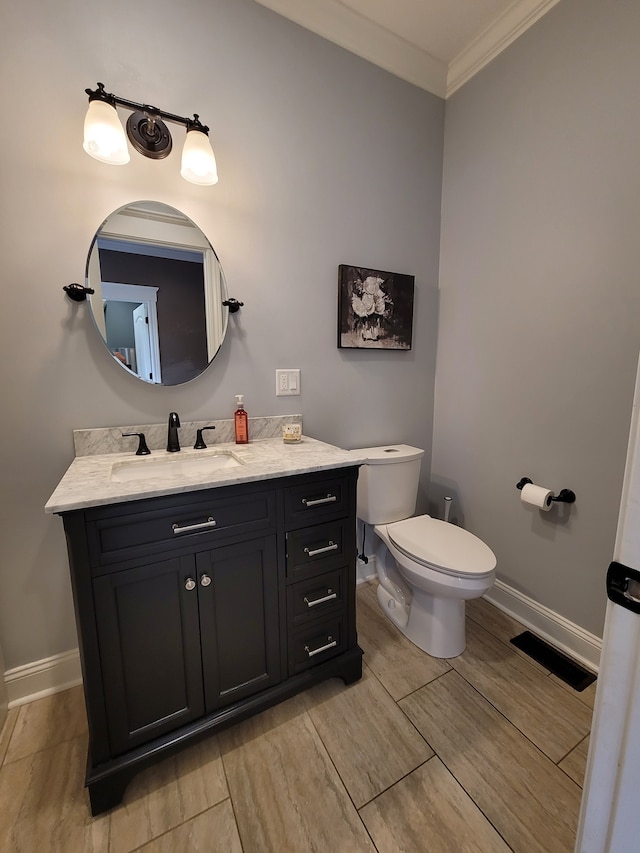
[88,770,136,816]
[337,647,363,685]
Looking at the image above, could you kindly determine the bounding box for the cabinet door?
[94,556,204,757]
[197,535,281,710]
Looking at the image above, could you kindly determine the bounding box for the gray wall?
[0,0,443,669]
[433,0,640,637]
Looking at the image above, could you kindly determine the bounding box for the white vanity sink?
[110,450,244,483]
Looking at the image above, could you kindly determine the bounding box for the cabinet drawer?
[87,488,276,569]
[284,473,350,528]
[289,615,345,674]
[286,519,349,580]
[287,569,344,626]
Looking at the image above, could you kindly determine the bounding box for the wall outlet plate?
[276,369,301,396]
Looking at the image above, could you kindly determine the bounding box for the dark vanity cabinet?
[92,534,280,757]
[60,466,362,814]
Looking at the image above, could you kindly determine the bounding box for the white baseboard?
[485,579,602,673]
[5,649,83,708]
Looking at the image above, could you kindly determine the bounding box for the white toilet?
[355,445,496,658]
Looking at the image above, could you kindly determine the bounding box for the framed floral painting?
[338,264,414,349]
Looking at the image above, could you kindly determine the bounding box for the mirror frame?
[85,201,229,385]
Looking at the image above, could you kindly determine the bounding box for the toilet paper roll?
[521,483,554,511]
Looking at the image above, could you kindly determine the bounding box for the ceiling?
[253,0,561,98]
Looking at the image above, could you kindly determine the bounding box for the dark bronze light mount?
[83,83,218,185]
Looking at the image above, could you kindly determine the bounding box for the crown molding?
[254,0,561,99]
[446,0,562,96]
[254,0,448,98]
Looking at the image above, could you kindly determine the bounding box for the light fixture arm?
[85,83,209,135]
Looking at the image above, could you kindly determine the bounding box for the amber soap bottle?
[234,395,249,444]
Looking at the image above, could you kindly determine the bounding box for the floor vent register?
[510,631,597,692]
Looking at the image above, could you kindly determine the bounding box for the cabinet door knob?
[200,574,212,587]
[185,577,196,591]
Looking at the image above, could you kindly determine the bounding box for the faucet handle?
[122,432,151,456]
[194,426,216,449]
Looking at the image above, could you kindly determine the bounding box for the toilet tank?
[354,445,424,525]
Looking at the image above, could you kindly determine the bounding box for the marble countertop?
[45,436,365,514]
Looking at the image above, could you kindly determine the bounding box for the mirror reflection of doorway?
[86,202,227,386]
[102,282,162,383]
[99,242,209,385]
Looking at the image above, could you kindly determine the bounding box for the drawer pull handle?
[185,578,196,591]
[200,574,212,587]
[302,494,337,508]
[304,636,337,657]
[304,590,337,608]
[172,517,216,535]
[304,541,338,557]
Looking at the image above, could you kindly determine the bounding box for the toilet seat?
[387,516,496,579]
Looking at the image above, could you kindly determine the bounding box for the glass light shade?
[180,129,218,186]
[83,100,130,165]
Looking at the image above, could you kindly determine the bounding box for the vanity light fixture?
[83,83,218,185]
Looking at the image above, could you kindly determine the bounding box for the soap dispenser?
[234,395,248,444]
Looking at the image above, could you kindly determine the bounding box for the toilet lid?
[387,516,497,578]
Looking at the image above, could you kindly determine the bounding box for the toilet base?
[405,588,466,658]
[377,583,466,658]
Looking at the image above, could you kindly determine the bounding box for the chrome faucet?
[167,412,181,452]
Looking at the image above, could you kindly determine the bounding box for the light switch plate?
[276,369,301,396]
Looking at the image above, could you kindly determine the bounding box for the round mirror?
[86,201,229,385]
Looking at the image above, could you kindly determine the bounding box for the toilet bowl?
[374,515,496,657]
[354,445,496,658]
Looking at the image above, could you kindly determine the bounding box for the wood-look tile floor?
[0,582,595,852]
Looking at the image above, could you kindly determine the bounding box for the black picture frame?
[338,265,414,350]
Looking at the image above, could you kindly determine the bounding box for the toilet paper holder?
[516,478,576,503]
